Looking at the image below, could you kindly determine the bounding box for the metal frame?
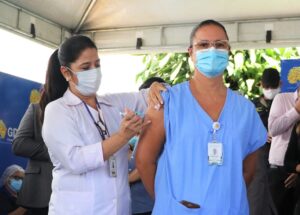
[81,17,300,54]
[74,0,97,34]
[1,0,300,53]
[0,0,71,48]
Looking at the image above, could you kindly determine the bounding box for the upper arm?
[12,104,35,153]
[243,149,259,187]
[105,91,148,113]
[268,94,299,136]
[268,95,281,131]
[13,104,34,141]
[136,106,165,165]
[246,103,267,155]
[243,149,258,171]
[243,104,267,184]
[12,104,50,160]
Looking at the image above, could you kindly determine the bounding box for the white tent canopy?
[1,0,300,53]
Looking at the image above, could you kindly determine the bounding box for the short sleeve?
[162,90,170,138]
[102,91,147,114]
[246,103,268,155]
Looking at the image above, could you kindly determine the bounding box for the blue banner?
[281,59,300,92]
[0,71,42,144]
[0,143,27,176]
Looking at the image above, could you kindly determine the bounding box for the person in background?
[11,52,58,215]
[136,19,267,215]
[138,77,166,91]
[284,110,300,214]
[0,165,27,215]
[41,35,164,215]
[248,68,280,215]
[128,77,166,215]
[268,84,300,215]
[284,121,300,173]
[128,142,153,215]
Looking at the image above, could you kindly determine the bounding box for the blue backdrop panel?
[0,143,27,177]
[0,72,42,177]
[0,71,42,143]
[281,59,300,93]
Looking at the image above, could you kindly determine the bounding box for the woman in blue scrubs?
[136,20,267,215]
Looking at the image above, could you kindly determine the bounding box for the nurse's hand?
[284,173,298,188]
[102,109,150,161]
[148,82,167,110]
[295,97,300,113]
[267,134,272,143]
[119,109,151,142]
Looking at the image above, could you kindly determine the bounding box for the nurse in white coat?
[41,35,162,215]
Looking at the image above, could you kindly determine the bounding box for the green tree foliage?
[136,48,300,99]
[136,53,193,85]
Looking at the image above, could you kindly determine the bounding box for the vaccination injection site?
[1,0,300,215]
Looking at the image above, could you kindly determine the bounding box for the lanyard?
[211,122,220,142]
[82,99,110,140]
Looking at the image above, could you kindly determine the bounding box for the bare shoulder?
[145,105,164,127]
[140,105,165,141]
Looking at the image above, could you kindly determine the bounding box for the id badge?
[109,156,117,177]
[208,142,223,165]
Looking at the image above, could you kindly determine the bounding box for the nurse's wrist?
[115,132,131,145]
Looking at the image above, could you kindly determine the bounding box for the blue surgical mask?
[195,48,229,78]
[9,179,22,193]
[67,67,102,96]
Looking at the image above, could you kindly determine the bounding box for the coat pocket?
[52,191,93,215]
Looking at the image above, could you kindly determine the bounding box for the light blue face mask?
[67,67,102,96]
[9,179,22,193]
[195,48,229,78]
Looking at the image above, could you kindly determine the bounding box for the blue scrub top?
[153,81,267,215]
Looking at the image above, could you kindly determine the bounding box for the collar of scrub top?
[63,88,113,106]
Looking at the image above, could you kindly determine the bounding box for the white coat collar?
[63,88,112,106]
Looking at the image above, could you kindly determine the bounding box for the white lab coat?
[42,89,147,215]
